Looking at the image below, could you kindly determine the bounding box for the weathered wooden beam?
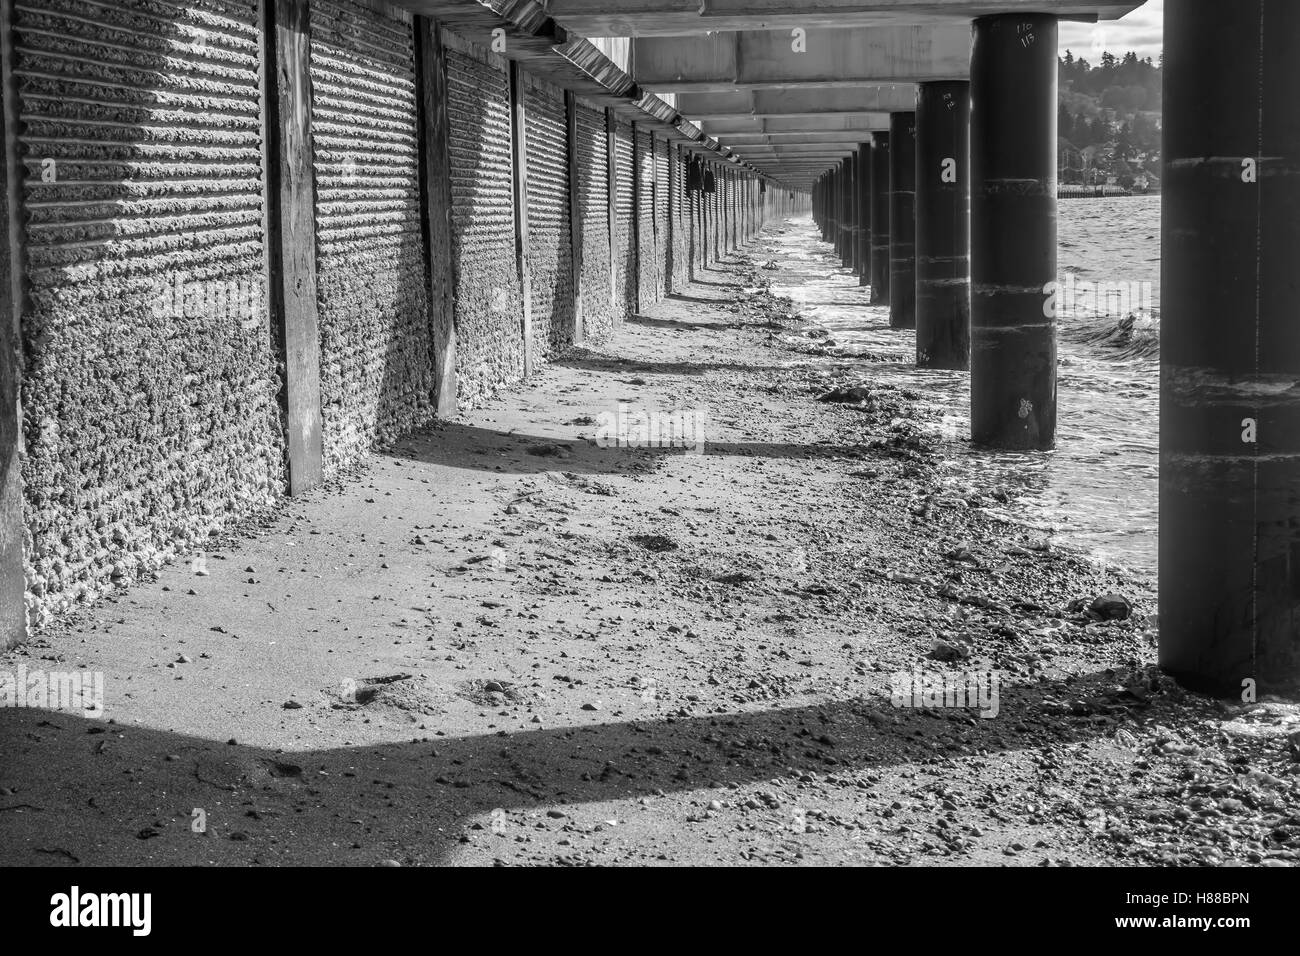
[665,139,676,293]
[713,130,891,147]
[416,17,459,416]
[650,131,660,296]
[740,146,860,159]
[674,87,918,118]
[0,0,26,647]
[605,107,618,313]
[509,60,534,377]
[540,0,1138,36]
[266,0,323,496]
[565,89,584,343]
[631,121,642,312]
[630,26,970,91]
[699,114,891,135]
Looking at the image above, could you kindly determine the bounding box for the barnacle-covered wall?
[670,146,690,291]
[635,127,656,312]
[310,0,433,475]
[1,0,781,638]
[654,135,670,299]
[444,35,524,408]
[727,169,738,250]
[612,120,635,320]
[522,72,573,364]
[711,169,722,260]
[574,98,613,341]
[14,0,283,627]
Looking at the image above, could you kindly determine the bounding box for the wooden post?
[687,151,696,280]
[565,90,584,343]
[509,61,533,377]
[631,121,641,314]
[665,140,675,294]
[265,0,322,495]
[415,17,458,415]
[651,133,660,299]
[605,108,617,315]
[0,0,26,647]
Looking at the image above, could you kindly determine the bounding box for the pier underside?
[3,225,1295,867]
[0,0,1297,871]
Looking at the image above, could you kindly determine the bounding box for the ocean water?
[770,196,1162,575]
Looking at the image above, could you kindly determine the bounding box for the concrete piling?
[970,13,1058,449]
[869,130,891,305]
[1160,0,1300,694]
[889,111,917,329]
[915,80,971,369]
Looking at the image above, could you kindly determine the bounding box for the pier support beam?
[855,143,870,283]
[841,156,854,269]
[869,131,891,304]
[1160,0,1300,694]
[915,80,971,369]
[416,17,458,411]
[889,111,917,329]
[267,0,324,494]
[827,168,836,251]
[970,13,1057,448]
[1,0,25,647]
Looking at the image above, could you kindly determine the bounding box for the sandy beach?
[2,217,1296,867]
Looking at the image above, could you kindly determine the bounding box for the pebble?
[1090,593,1132,620]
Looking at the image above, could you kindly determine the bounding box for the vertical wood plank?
[665,140,675,295]
[630,121,641,314]
[0,0,26,647]
[565,90,583,344]
[509,61,533,377]
[265,0,323,495]
[651,133,660,298]
[415,17,458,415]
[605,108,617,315]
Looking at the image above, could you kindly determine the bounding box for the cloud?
[1059,0,1162,61]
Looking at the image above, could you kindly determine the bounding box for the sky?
[1058,0,1163,62]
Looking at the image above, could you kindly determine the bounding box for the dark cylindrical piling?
[832,164,842,257]
[915,81,971,369]
[1160,0,1300,694]
[841,157,854,269]
[856,143,871,284]
[889,111,917,329]
[970,13,1057,448]
[869,131,891,304]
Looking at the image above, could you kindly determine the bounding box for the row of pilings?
[812,4,1300,697]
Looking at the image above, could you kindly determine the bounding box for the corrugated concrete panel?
[653,134,669,299]
[14,0,282,626]
[635,126,655,312]
[523,71,572,363]
[612,119,634,320]
[575,97,613,341]
[671,146,689,291]
[445,34,524,408]
[311,0,433,474]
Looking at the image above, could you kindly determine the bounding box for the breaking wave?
[1063,309,1160,361]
